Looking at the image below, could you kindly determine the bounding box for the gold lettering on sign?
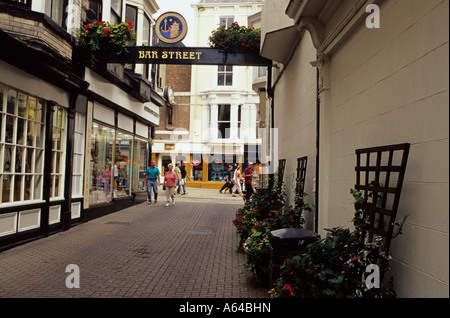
[138,50,203,60]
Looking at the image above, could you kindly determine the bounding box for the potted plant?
[208,22,261,63]
[268,189,407,298]
[76,20,136,66]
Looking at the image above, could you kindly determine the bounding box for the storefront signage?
[191,160,200,166]
[77,46,271,66]
[138,50,203,61]
[155,12,188,44]
[165,143,176,151]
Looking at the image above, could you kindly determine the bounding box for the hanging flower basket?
[76,20,136,66]
[208,22,261,55]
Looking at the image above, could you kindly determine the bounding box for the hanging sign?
[155,12,188,44]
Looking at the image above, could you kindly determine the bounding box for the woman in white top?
[232,166,243,197]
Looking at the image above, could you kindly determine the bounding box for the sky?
[154,0,197,46]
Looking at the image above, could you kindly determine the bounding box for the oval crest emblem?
[155,12,188,44]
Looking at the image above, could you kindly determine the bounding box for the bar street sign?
[74,46,271,67]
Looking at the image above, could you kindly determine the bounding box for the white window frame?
[217,65,233,87]
[50,106,67,200]
[72,113,85,198]
[0,84,46,206]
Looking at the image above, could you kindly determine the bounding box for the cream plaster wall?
[273,31,317,229]
[319,0,449,297]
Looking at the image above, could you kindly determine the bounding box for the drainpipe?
[314,67,320,233]
[266,62,274,189]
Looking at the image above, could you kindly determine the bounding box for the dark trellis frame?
[354,143,410,275]
[276,159,286,191]
[295,156,308,205]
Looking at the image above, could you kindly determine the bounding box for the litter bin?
[268,228,319,286]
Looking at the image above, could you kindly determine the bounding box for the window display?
[114,131,132,198]
[0,84,46,204]
[132,137,149,192]
[89,122,114,204]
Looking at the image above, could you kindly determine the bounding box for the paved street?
[0,188,267,298]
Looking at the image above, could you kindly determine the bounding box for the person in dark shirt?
[243,162,254,201]
[179,161,189,195]
[219,165,234,194]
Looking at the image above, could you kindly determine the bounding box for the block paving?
[0,188,268,298]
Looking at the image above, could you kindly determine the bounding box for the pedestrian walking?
[232,166,243,197]
[243,162,254,202]
[180,161,190,195]
[174,162,182,194]
[163,163,177,206]
[220,165,234,194]
[145,160,160,204]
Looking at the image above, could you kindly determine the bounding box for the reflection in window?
[132,137,149,192]
[114,131,132,198]
[89,122,114,204]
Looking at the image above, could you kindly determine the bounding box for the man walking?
[179,161,190,195]
[243,162,254,202]
[145,160,160,204]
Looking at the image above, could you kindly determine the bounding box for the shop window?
[208,154,236,181]
[50,106,67,199]
[0,85,46,204]
[132,136,149,192]
[114,130,132,198]
[72,113,85,198]
[191,154,203,181]
[88,122,114,205]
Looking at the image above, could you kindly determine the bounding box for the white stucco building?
[185,0,264,185]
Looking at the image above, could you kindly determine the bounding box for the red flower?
[282,284,295,296]
[103,29,109,36]
[350,254,358,262]
[270,200,274,204]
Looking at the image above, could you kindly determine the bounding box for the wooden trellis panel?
[354,143,410,268]
[295,156,308,204]
[277,159,286,190]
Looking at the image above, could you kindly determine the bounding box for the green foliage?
[76,20,136,66]
[208,22,261,53]
[233,178,313,286]
[268,189,405,298]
